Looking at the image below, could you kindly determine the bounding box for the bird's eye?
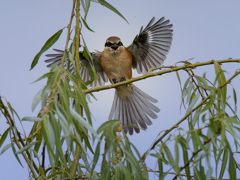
[117,41,123,46]
[105,42,112,47]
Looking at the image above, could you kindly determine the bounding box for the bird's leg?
[112,78,118,84]
[120,77,126,82]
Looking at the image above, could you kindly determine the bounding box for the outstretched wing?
[126,17,173,74]
[44,49,108,87]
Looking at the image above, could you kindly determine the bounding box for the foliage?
[0,0,240,179]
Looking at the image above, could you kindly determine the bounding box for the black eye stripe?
[105,42,112,47]
[117,41,123,46]
[105,41,123,47]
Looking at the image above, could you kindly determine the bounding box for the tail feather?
[128,99,145,131]
[134,85,158,103]
[131,97,152,126]
[108,91,118,119]
[108,84,160,135]
[133,88,159,119]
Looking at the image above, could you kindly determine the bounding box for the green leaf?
[119,161,132,180]
[194,75,208,86]
[11,141,23,167]
[223,120,236,138]
[70,107,100,141]
[81,17,94,32]
[98,0,128,23]
[229,150,236,180]
[68,70,93,125]
[31,72,54,84]
[162,143,179,173]
[185,91,200,115]
[233,88,237,112]
[49,113,66,164]
[34,126,42,153]
[91,141,101,175]
[30,29,63,70]
[0,127,10,149]
[193,166,202,180]
[41,115,53,154]
[31,88,43,112]
[97,120,121,135]
[175,71,182,90]
[158,158,164,180]
[200,94,215,113]
[22,116,43,122]
[214,61,227,109]
[81,0,91,19]
[0,143,12,155]
[100,157,111,180]
[218,148,228,180]
[181,142,190,180]
[175,142,179,170]
[15,141,40,154]
[124,150,143,180]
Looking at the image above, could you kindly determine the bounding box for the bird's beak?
[111,44,119,51]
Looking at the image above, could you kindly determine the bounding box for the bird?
[44,17,173,135]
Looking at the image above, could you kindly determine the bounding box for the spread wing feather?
[126,17,173,74]
[44,49,108,87]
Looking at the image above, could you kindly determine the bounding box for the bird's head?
[104,36,124,54]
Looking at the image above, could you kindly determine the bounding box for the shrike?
[45,17,173,135]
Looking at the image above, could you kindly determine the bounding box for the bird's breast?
[100,50,132,84]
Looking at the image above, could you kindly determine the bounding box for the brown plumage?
[44,17,173,135]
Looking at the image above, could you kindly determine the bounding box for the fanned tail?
[108,85,160,135]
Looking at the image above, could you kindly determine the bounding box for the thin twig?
[41,144,46,175]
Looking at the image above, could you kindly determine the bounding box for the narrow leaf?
[31,88,43,112]
[0,143,12,155]
[70,107,99,141]
[0,127,10,149]
[81,17,94,32]
[15,141,40,154]
[31,72,54,84]
[218,148,228,179]
[229,150,236,180]
[98,0,128,23]
[30,29,63,70]
[11,141,23,167]
[22,116,43,122]
[214,61,227,109]
[91,141,101,174]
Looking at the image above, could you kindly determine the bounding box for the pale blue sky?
[1,1,240,179]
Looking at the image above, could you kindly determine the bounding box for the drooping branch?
[0,97,38,179]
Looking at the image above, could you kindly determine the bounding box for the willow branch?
[0,97,38,179]
[70,0,82,177]
[141,70,240,160]
[61,0,75,67]
[83,59,240,94]
[74,0,80,71]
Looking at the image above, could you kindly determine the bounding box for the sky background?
[1,0,240,179]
